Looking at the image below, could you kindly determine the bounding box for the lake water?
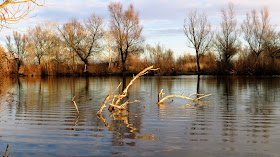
[1,75,280,156]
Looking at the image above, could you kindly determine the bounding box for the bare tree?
[146,43,163,67]
[0,0,45,29]
[5,31,28,72]
[59,19,83,70]
[0,45,11,75]
[52,36,65,64]
[59,14,103,72]
[105,30,114,70]
[263,29,280,64]
[146,43,175,73]
[183,10,212,72]
[108,2,144,73]
[27,23,56,65]
[27,25,44,65]
[215,3,240,73]
[42,22,60,74]
[241,7,271,59]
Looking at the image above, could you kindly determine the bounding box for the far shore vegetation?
[1,2,280,77]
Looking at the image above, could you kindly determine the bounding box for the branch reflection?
[97,110,158,141]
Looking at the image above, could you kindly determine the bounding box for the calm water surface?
[1,76,280,156]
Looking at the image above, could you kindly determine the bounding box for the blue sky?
[1,0,279,58]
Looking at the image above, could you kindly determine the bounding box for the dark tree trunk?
[82,58,88,74]
[122,59,126,74]
[196,51,201,72]
[16,60,21,75]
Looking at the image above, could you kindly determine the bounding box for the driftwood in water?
[96,82,122,115]
[97,66,159,115]
[157,89,211,105]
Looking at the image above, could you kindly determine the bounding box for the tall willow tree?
[6,31,28,73]
[241,8,271,59]
[27,23,57,65]
[108,2,144,73]
[215,3,240,73]
[59,14,103,72]
[183,10,212,72]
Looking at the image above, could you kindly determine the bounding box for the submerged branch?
[96,82,122,115]
[114,66,159,106]
[157,89,211,105]
[97,66,159,115]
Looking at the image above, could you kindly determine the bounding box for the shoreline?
[7,72,280,77]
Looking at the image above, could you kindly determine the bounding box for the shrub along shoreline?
[11,61,280,77]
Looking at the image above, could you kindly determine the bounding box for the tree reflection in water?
[97,110,158,141]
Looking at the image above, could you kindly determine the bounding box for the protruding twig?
[97,82,122,115]
[158,89,164,102]
[3,144,11,157]
[72,96,79,114]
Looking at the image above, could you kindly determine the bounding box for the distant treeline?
[1,2,280,76]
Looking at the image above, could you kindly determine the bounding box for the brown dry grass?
[5,49,280,76]
[0,46,17,75]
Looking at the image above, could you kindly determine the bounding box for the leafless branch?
[157,89,210,105]
[0,0,45,30]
